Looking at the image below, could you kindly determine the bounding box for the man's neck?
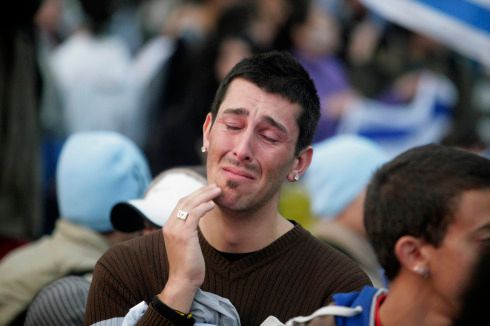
[198,203,294,253]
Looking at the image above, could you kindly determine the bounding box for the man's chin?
[215,191,236,208]
[215,191,250,212]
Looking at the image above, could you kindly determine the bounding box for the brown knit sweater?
[85,224,370,325]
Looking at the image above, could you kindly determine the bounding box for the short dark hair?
[209,51,320,154]
[364,144,490,280]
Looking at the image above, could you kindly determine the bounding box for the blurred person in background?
[334,1,482,159]
[288,0,352,142]
[279,0,458,158]
[0,0,43,258]
[0,131,151,325]
[35,0,68,236]
[302,135,388,288]
[49,0,144,145]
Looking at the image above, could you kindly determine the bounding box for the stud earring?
[293,174,300,181]
[201,146,207,153]
[414,265,429,278]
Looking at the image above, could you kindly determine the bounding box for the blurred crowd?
[1,0,488,246]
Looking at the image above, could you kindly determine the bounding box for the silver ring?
[176,209,189,221]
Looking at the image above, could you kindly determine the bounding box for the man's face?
[427,189,490,316]
[203,78,303,212]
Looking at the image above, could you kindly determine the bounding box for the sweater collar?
[198,222,307,278]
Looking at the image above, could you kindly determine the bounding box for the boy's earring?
[201,146,207,153]
[414,265,429,278]
[294,174,300,181]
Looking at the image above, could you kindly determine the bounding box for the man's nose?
[233,130,254,162]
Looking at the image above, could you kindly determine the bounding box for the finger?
[164,185,221,232]
[172,184,221,222]
[180,200,216,229]
[177,184,221,211]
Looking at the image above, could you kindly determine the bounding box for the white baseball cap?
[110,167,207,232]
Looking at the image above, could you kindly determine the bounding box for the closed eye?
[259,130,280,144]
[226,124,242,131]
[260,133,279,143]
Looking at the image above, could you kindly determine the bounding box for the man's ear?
[288,146,313,181]
[395,235,430,277]
[202,113,213,150]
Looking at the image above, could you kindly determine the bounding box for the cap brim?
[110,202,147,233]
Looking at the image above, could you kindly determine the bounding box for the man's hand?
[158,184,222,313]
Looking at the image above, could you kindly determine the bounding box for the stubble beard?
[215,178,281,213]
[227,180,239,189]
[214,179,253,212]
[211,157,287,213]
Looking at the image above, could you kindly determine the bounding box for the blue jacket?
[332,286,386,326]
[261,286,387,326]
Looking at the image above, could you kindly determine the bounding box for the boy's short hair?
[365,144,490,280]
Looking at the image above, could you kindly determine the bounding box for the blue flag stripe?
[415,0,490,33]
[360,0,490,65]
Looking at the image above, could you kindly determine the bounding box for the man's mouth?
[222,166,256,181]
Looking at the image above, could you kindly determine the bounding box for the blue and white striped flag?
[360,0,490,67]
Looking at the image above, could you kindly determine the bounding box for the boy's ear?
[395,235,430,277]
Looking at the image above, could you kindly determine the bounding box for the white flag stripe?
[468,0,490,8]
[361,0,490,66]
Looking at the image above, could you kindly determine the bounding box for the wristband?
[151,296,194,325]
